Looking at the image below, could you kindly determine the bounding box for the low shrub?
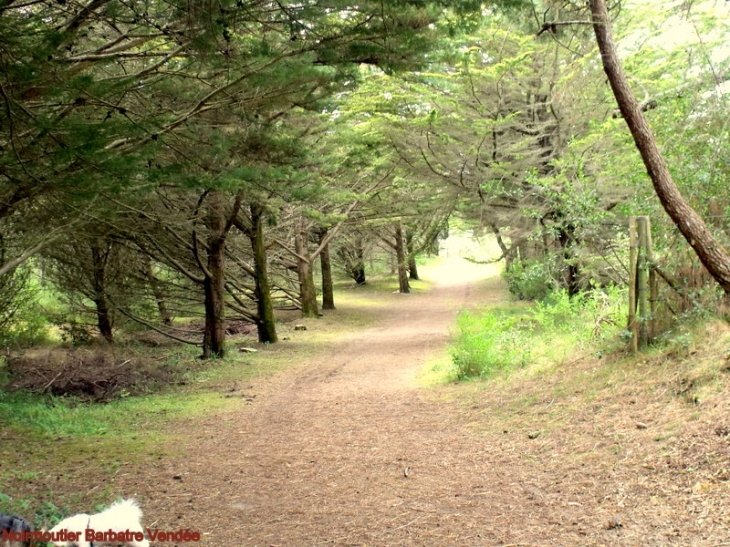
[502,260,558,301]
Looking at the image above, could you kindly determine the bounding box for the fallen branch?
[113,305,202,346]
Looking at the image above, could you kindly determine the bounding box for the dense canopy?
[1,0,729,355]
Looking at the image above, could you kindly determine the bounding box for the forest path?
[135,237,730,547]
[144,242,562,547]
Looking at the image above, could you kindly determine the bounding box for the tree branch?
[536,20,592,37]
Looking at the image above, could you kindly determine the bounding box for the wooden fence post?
[628,216,638,352]
[647,218,657,341]
[637,216,650,350]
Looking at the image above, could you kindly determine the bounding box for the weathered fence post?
[628,216,638,352]
[647,219,658,341]
[636,216,651,350]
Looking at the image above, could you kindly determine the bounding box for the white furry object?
[48,499,149,547]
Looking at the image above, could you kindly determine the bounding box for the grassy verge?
[449,287,627,381]
[456,316,730,444]
[443,279,730,447]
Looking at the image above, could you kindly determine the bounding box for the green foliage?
[451,307,534,379]
[451,287,627,380]
[3,0,727,363]
[0,491,68,530]
[502,260,558,301]
[33,500,68,529]
[0,272,50,350]
[0,311,49,350]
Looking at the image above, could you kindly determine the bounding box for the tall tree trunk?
[249,203,278,343]
[319,229,336,310]
[90,243,113,343]
[352,236,366,285]
[202,235,226,359]
[144,253,172,326]
[590,0,730,295]
[201,191,236,359]
[296,229,319,317]
[406,228,419,281]
[395,223,410,294]
[353,250,366,285]
[557,223,579,298]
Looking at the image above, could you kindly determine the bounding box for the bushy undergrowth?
[451,287,626,380]
[502,259,558,301]
[0,272,53,349]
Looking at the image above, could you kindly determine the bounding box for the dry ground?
[6,245,730,546]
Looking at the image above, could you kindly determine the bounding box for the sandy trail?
[118,243,730,547]
[5,238,730,546]
[143,252,531,547]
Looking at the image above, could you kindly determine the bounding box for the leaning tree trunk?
[395,223,410,294]
[295,229,319,317]
[590,0,730,295]
[250,203,278,343]
[90,243,113,343]
[319,229,336,310]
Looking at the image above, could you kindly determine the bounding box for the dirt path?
[5,239,730,545]
[139,253,541,546]
[119,248,730,547]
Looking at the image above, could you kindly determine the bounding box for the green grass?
[417,346,455,387]
[0,389,235,438]
[449,287,628,381]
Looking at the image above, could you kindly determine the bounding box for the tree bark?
[590,0,730,295]
[200,190,243,359]
[557,223,580,297]
[90,243,113,343]
[352,236,366,285]
[406,228,419,281]
[296,229,319,317]
[249,203,278,343]
[395,223,410,294]
[336,238,366,285]
[319,229,336,310]
[353,264,366,285]
[202,224,226,359]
